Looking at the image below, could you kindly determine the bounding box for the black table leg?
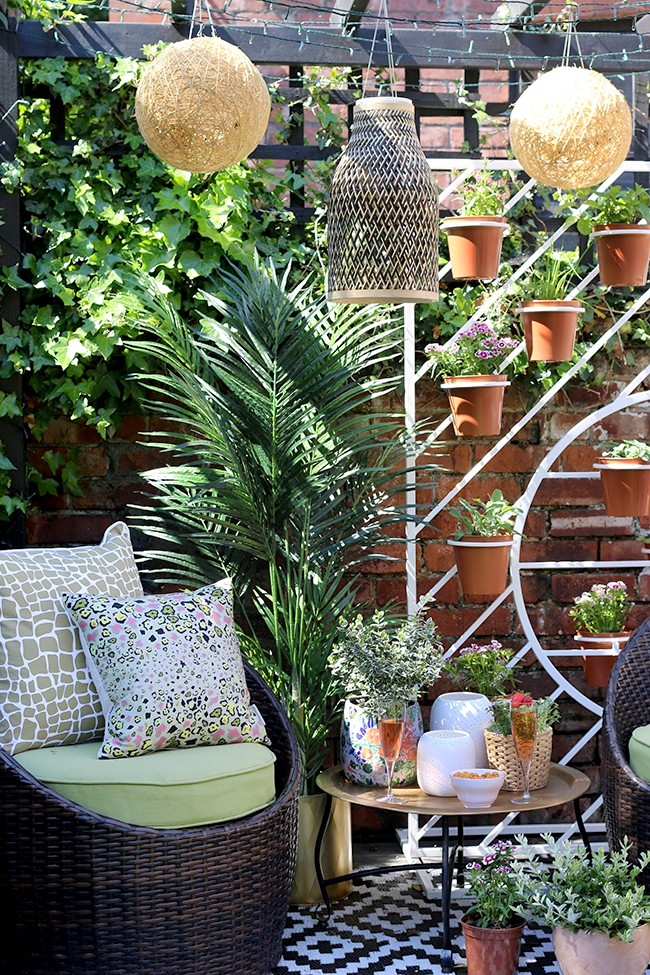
[314,792,334,918]
[440,815,458,973]
[573,796,593,861]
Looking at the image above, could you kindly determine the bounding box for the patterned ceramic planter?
[340,699,422,787]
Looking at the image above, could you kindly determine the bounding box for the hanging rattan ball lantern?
[509,66,632,190]
[135,37,271,174]
[327,97,439,304]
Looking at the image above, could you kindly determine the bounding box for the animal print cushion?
[62,580,269,759]
[0,522,143,755]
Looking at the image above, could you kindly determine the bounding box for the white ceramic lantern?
[417,730,476,797]
[429,691,493,767]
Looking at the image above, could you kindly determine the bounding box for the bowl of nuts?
[450,768,505,808]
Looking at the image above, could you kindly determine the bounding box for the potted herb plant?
[461,839,526,975]
[516,248,584,362]
[448,489,523,598]
[441,167,511,281]
[329,602,445,788]
[485,693,560,791]
[513,834,650,975]
[594,440,650,517]
[577,184,650,287]
[569,580,633,687]
[430,641,521,767]
[425,323,519,437]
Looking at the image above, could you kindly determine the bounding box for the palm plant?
[123,256,437,794]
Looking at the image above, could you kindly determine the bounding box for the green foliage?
[521,247,581,301]
[455,167,511,217]
[465,840,522,929]
[513,834,650,942]
[576,184,650,232]
[450,489,524,539]
[425,321,519,379]
[489,695,560,735]
[569,580,632,634]
[329,601,445,716]
[601,439,650,461]
[123,256,439,794]
[444,640,521,698]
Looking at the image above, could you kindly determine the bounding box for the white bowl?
[450,768,505,808]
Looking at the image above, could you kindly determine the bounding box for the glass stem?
[385,761,395,799]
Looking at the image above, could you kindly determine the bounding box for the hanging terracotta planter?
[441,216,509,281]
[461,914,526,975]
[442,375,510,437]
[592,224,650,287]
[517,300,583,362]
[574,632,630,688]
[448,534,513,598]
[552,922,650,975]
[594,458,650,516]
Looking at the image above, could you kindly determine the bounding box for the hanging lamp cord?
[362,0,398,98]
[560,0,585,69]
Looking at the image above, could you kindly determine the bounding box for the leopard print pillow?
[0,522,143,754]
[63,580,269,758]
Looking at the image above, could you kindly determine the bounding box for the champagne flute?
[376,701,406,804]
[510,700,538,805]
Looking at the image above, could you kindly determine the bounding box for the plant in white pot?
[595,440,650,517]
[513,834,650,975]
[425,323,519,437]
[448,490,523,599]
[441,167,512,281]
[569,580,632,688]
[329,602,445,788]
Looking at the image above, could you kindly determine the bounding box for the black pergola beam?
[14,21,650,73]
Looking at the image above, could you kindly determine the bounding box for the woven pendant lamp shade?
[509,66,632,190]
[327,97,438,304]
[135,37,271,174]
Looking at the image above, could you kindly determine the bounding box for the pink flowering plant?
[569,581,632,634]
[465,840,523,929]
[425,322,519,379]
[444,640,520,698]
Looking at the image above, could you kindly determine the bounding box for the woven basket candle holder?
[484,726,553,791]
[509,66,632,190]
[135,37,271,174]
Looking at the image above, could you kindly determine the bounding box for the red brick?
[550,510,634,537]
[523,510,546,538]
[114,447,171,476]
[427,444,472,474]
[32,490,70,511]
[424,605,512,637]
[423,542,455,573]
[520,539,599,563]
[629,605,650,628]
[535,477,603,507]
[593,412,650,443]
[376,578,407,606]
[551,572,635,603]
[474,444,549,474]
[114,415,147,441]
[363,543,419,574]
[600,539,647,561]
[37,417,102,445]
[521,574,548,603]
[522,604,574,636]
[437,475,522,505]
[73,479,118,510]
[548,412,592,441]
[113,482,148,508]
[27,514,115,546]
[76,447,109,478]
[638,568,650,601]
[562,445,601,472]
[557,384,609,408]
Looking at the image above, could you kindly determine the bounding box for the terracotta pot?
[442,375,509,437]
[574,632,630,688]
[594,457,650,517]
[552,923,650,975]
[290,793,353,905]
[448,534,513,598]
[442,216,509,281]
[517,299,583,362]
[593,223,650,287]
[461,914,526,975]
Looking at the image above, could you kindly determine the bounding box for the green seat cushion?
[629,725,650,783]
[16,741,276,828]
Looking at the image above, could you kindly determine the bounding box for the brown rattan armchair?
[602,615,650,885]
[0,661,300,975]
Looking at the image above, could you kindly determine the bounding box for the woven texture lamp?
[509,66,632,190]
[327,97,438,304]
[135,37,271,174]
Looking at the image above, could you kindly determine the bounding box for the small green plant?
[601,439,650,461]
[569,580,632,634]
[450,489,524,539]
[576,184,650,233]
[465,840,523,929]
[455,167,510,217]
[329,601,445,716]
[425,323,519,378]
[524,248,581,301]
[512,834,650,943]
[489,694,560,736]
[444,640,521,698]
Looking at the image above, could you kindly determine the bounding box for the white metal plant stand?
[399,159,650,888]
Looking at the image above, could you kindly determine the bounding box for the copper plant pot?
[461,914,526,975]
[442,375,509,437]
[442,216,509,281]
[594,458,650,517]
[448,534,513,597]
[517,300,583,362]
[574,631,630,688]
[593,224,650,287]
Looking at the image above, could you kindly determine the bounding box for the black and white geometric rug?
[276,874,562,974]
